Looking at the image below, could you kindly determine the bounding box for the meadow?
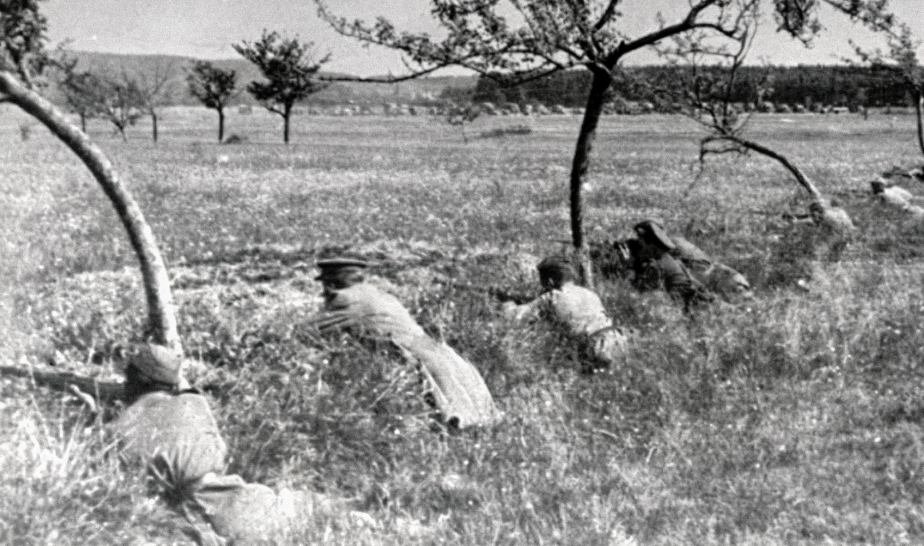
[2,105,924,545]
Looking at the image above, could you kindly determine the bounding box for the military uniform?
[312,259,500,429]
[509,282,628,369]
[871,180,924,220]
[505,256,628,371]
[110,345,331,545]
[668,235,753,302]
[631,221,712,308]
[807,202,855,261]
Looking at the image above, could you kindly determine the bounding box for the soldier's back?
[110,391,227,488]
[325,283,426,341]
[549,284,613,337]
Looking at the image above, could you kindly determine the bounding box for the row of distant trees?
[470,65,917,111]
[56,30,329,144]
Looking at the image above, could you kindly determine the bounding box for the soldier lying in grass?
[110,343,366,545]
[871,178,924,220]
[630,220,715,310]
[309,257,500,429]
[503,255,629,373]
[592,221,752,305]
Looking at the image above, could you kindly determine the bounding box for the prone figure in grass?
[309,257,500,429]
[604,220,752,308]
[110,343,366,545]
[503,255,629,373]
[870,178,924,220]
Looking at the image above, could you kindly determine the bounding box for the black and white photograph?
[2,0,924,543]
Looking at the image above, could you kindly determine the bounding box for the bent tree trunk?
[570,68,613,288]
[706,133,823,203]
[732,136,823,202]
[0,71,182,354]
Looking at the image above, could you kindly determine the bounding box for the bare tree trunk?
[151,110,158,143]
[720,134,822,202]
[0,71,182,354]
[79,112,87,133]
[569,68,612,288]
[218,108,225,143]
[915,90,924,158]
[283,106,291,144]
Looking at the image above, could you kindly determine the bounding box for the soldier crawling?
[110,343,359,545]
[504,255,629,373]
[310,257,500,429]
[593,220,753,306]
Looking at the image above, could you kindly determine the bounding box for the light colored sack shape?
[396,334,501,428]
[700,263,754,302]
[317,282,500,428]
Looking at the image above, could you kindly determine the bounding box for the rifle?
[441,281,535,305]
[0,365,124,404]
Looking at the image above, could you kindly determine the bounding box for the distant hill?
[61,51,478,107]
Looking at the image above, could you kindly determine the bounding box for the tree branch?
[608,0,722,63]
[594,0,623,31]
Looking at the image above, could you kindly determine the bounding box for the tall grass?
[3,106,924,543]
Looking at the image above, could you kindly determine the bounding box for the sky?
[42,0,923,76]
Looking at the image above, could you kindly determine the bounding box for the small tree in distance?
[233,30,329,143]
[57,61,105,132]
[130,61,177,143]
[187,60,237,143]
[99,74,144,142]
[445,103,480,144]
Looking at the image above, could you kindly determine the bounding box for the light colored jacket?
[511,283,613,337]
[315,283,500,428]
[509,283,627,367]
[110,392,310,544]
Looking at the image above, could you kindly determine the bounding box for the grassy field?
[3,105,924,544]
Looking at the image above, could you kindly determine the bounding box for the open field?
[3,106,924,544]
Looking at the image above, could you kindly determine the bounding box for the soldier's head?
[315,257,368,290]
[537,255,576,290]
[808,201,826,223]
[633,220,675,252]
[870,179,886,194]
[123,343,185,402]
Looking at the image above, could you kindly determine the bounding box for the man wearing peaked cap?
[634,219,676,251]
[315,257,369,282]
[630,220,712,309]
[111,343,357,543]
[310,256,500,429]
[505,255,628,372]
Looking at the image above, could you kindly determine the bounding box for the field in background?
[3,107,924,544]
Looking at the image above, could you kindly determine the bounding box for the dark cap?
[537,255,575,280]
[870,179,886,193]
[633,220,675,250]
[314,257,369,281]
[127,343,184,386]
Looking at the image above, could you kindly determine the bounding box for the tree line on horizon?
[469,64,916,111]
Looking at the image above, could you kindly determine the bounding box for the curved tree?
[0,0,181,354]
[654,14,826,204]
[316,0,898,286]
